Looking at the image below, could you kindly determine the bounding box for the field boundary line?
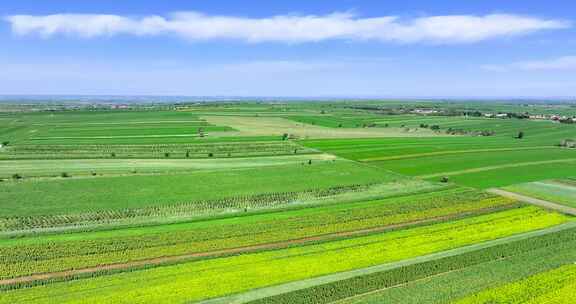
[418,158,576,179]
[0,206,513,287]
[199,222,576,304]
[360,146,555,162]
[488,189,576,216]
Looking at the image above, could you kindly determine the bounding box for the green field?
[0,154,332,178]
[0,141,318,160]
[1,101,576,303]
[0,187,512,280]
[325,224,576,304]
[0,160,396,217]
[303,117,576,188]
[455,264,576,304]
[503,179,576,208]
[0,206,567,303]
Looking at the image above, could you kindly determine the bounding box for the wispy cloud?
[482,56,576,72]
[4,12,570,44]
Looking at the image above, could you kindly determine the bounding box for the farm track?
[488,189,576,216]
[0,207,509,287]
[419,158,576,179]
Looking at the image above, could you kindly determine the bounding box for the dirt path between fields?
[488,189,576,216]
[0,207,506,287]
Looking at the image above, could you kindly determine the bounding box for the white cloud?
[4,12,570,44]
[482,56,576,72]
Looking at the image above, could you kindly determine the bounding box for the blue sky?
[1,0,575,97]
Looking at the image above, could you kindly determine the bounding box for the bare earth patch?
[204,116,443,139]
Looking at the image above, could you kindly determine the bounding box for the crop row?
[0,206,566,302]
[0,141,317,159]
[0,183,376,232]
[455,264,576,304]
[247,225,576,304]
[0,189,516,279]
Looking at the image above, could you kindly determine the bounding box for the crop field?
[303,116,576,188]
[1,101,576,303]
[204,115,441,139]
[0,160,398,218]
[0,206,569,303]
[0,188,514,279]
[455,264,576,304]
[288,223,576,304]
[0,141,318,160]
[503,179,576,208]
[432,162,576,189]
[0,154,333,178]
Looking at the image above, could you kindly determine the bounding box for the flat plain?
[1,100,575,303]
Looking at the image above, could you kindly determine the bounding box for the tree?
[308,159,312,165]
[164,152,170,158]
[208,152,214,157]
[1,141,8,146]
[440,176,449,183]
[12,173,22,180]
[282,133,289,141]
[516,131,524,139]
[186,151,190,158]
[110,152,116,158]
[61,172,69,178]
